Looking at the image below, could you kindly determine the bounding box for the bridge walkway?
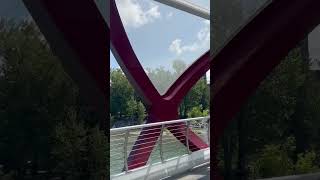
[162,162,210,180]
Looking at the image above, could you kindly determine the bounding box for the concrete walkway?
[162,163,210,180]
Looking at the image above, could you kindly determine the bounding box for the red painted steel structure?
[109,0,209,169]
[21,0,320,179]
[22,0,109,131]
[23,0,209,171]
[210,0,320,179]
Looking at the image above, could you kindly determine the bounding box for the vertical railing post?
[208,118,210,146]
[159,124,165,163]
[186,121,191,154]
[124,129,129,172]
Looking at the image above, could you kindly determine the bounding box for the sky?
[0,0,319,86]
[0,0,210,88]
[110,0,210,84]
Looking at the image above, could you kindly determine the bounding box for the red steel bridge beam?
[210,0,320,179]
[22,0,109,131]
[109,0,209,169]
[21,0,320,178]
[23,0,209,171]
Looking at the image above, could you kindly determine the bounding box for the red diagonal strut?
[210,0,320,179]
[22,0,109,130]
[109,0,209,170]
[25,0,210,171]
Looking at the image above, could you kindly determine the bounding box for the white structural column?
[154,0,210,20]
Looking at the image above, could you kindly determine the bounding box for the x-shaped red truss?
[109,0,209,169]
[22,0,320,179]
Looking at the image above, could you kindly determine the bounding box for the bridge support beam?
[210,0,320,179]
[109,0,209,170]
[22,0,109,131]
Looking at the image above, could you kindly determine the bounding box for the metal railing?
[110,116,210,175]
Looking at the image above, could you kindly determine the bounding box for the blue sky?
[0,0,210,88]
[110,0,210,83]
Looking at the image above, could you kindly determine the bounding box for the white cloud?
[166,12,173,19]
[117,0,161,28]
[169,20,210,56]
[169,39,199,56]
[169,39,182,55]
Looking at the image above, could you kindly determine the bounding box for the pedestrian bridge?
[110,117,320,180]
[110,117,210,180]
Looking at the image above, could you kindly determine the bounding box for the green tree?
[180,77,209,118]
[0,18,108,179]
[172,59,187,76]
[52,108,88,180]
[295,151,319,174]
[251,144,294,178]
[87,127,108,180]
[136,101,147,124]
[0,19,79,176]
[226,45,318,179]
[125,98,146,124]
[52,109,108,180]
[187,106,209,118]
[110,68,134,118]
[147,66,174,94]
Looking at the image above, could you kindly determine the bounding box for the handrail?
[110,116,209,133]
[110,116,210,176]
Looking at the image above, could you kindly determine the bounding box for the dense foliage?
[219,42,320,179]
[0,19,107,180]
